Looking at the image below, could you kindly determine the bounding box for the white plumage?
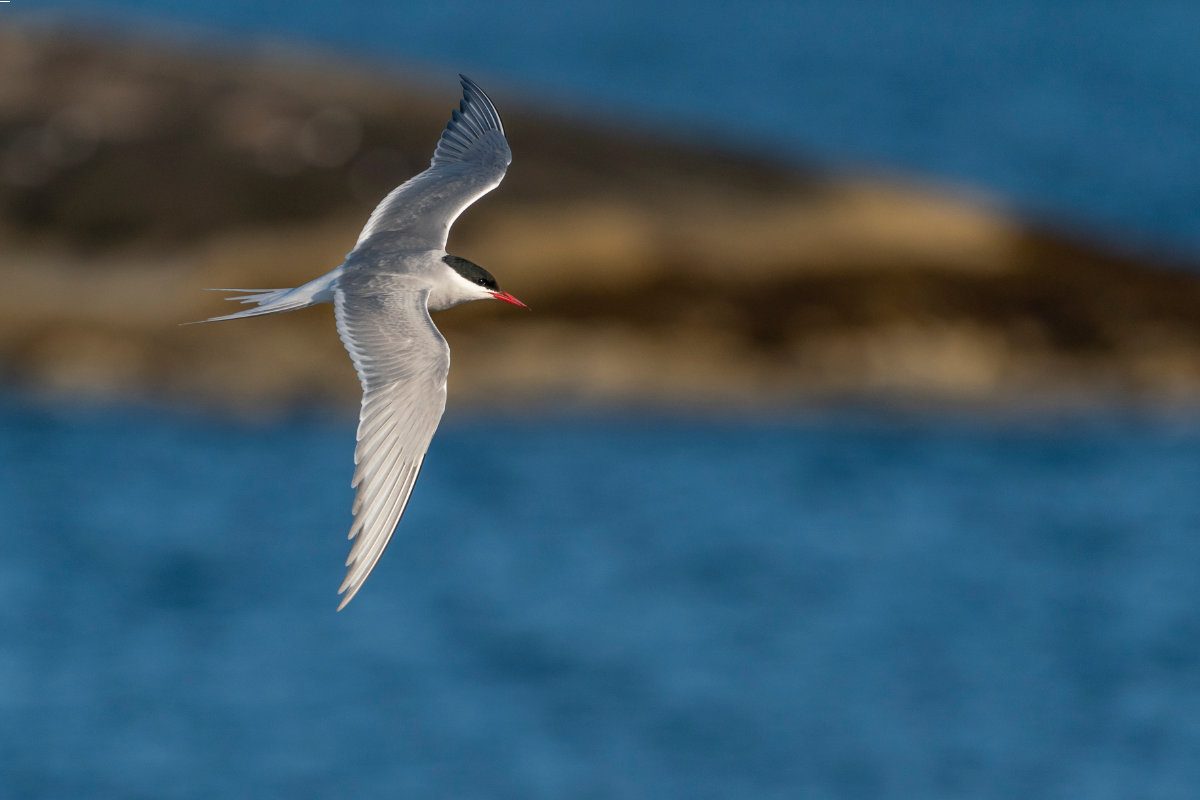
[202,75,526,608]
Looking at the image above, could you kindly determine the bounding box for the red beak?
[490,291,528,309]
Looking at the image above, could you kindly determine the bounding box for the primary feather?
[354,75,511,251]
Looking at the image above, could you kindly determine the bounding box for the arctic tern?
[203,75,525,609]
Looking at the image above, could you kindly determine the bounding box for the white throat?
[427,261,495,312]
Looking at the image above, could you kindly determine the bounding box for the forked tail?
[191,270,339,323]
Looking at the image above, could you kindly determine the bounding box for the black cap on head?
[443,254,498,290]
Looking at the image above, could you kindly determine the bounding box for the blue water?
[16,0,1200,256]
[2,397,1200,798]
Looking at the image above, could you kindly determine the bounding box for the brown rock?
[3,25,1200,412]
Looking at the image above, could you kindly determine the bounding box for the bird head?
[442,254,527,308]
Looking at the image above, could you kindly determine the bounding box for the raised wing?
[333,278,450,609]
[354,75,511,251]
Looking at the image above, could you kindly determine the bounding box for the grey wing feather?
[354,75,511,251]
[333,281,449,609]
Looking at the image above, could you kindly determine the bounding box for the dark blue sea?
[16,0,1200,257]
[2,397,1199,798]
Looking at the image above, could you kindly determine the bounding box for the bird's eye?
[477,278,490,286]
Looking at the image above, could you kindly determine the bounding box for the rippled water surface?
[2,399,1199,798]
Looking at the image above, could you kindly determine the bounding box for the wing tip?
[455,73,503,133]
[336,574,361,611]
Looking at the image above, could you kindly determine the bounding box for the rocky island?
[3,25,1200,413]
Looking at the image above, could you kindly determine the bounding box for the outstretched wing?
[333,280,450,609]
[354,74,511,251]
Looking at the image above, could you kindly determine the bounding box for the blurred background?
[2,2,1200,798]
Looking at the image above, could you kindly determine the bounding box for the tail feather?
[188,270,340,325]
[187,288,307,324]
[203,287,290,297]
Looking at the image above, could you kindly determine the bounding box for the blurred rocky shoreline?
[4,25,1200,413]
